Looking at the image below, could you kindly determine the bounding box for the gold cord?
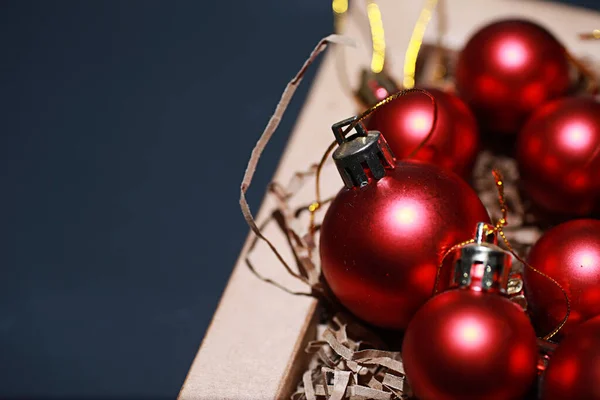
[309,88,438,232]
[490,170,570,341]
[433,170,571,341]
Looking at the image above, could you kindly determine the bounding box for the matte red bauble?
[541,316,600,400]
[366,88,479,179]
[517,97,600,215]
[403,291,538,400]
[456,19,570,134]
[320,119,490,330]
[403,225,538,400]
[524,219,600,340]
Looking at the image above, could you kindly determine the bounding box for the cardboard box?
[179,2,600,399]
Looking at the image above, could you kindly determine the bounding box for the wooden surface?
[178,1,600,399]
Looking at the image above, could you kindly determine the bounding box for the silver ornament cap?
[451,222,513,293]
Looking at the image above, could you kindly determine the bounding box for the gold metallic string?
[489,171,570,341]
[343,88,438,137]
[309,88,438,232]
[434,170,571,341]
[309,140,338,235]
[403,0,438,88]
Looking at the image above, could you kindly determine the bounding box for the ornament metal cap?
[331,116,396,189]
[355,68,399,106]
[451,222,512,293]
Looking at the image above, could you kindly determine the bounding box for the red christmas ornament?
[320,118,490,330]
[541,315,600,400]
[524,219,600,340]
[366,88,479,179]
[456,19,570,135]
[403,224,539,400]
[517,96,600,216]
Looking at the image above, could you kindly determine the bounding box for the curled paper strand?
[240,34,355,297]
[314,384,392,400]
[303,370,317,400]
[330,370,352,400]
[382,373,405,391]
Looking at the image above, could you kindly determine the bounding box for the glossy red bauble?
[320,161,490,330]
[517,97,600,215]
[541,316,600,400]
[456,19,570,134]
[366,88,479,179]
[524,219,600,340]
[402,289,539,400]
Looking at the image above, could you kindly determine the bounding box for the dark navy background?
[0,1,596,398]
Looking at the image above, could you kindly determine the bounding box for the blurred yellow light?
[332,0,348,14]
[403,0,437,88]
[594,29,600,39]
[367,2,386,73]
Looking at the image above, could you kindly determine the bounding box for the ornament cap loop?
[331,116,368,145]
[451,222,512,293]
[331,116,396,189]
